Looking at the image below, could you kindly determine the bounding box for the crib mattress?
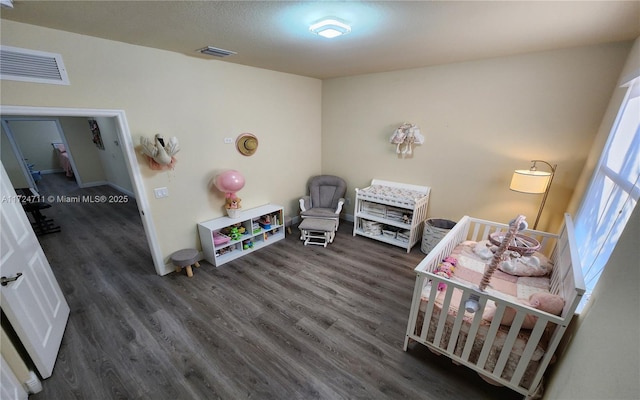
[440,241,550,304]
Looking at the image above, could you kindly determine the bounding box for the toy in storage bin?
[258,215,272,229]
[213,231,230,246]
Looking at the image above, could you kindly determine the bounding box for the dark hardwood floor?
[29,173,520,400]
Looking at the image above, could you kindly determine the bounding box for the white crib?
[403,214,585,399]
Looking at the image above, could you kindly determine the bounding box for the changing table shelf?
[353,179,430,252]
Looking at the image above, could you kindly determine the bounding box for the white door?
[0,162,69,379]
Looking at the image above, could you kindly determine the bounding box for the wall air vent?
[0,45,70,85]
[197,46,237,58]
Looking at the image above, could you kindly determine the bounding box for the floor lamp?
[509,160,557,230]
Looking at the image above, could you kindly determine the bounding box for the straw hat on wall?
[236,133,258,156]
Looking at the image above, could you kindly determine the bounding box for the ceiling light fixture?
[309,18,351,39]
[197,46,236,58]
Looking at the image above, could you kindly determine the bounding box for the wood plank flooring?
[28,173,520,400]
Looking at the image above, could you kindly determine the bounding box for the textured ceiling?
[1,1,639,79]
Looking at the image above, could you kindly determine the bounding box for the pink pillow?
[483,292,565,329]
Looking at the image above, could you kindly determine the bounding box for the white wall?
[322,42,632,232]
[544,204,640,399]
[0,19,632,276]
[0,20,322,273]
[0,326,33,393]
[0,116,135,194]
[8,120,62,172]
[1,124,29,188]
[58,116,107,184]
[544,36,640,400]
[93,116,134,196]
[2,15,638,399]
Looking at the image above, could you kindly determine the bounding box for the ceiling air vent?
[0,45,70,85]
[197,46,237,58]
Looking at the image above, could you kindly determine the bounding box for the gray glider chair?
[299,175,347,228]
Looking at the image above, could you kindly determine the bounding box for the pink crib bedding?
[414,241,556,389]
[405,214,585,398]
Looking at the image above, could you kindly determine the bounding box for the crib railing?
[404,214,585,399]
[405,274,564,393]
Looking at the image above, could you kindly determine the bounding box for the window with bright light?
[574,78,640,312]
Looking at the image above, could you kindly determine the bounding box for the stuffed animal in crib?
[443,256,458,268]
[434,267,452,291]
[434,257,458,291]
[482,292,565,329]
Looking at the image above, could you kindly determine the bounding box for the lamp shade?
[510,170,551,194]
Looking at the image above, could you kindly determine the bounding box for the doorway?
[2,118,77,193]
[0,105,164,275]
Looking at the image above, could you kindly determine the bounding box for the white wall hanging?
[389,122,424,158]
[140,134,180,170]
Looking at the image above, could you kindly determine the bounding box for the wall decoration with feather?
[140,134,180,170]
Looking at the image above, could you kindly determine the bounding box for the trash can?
[421,218,456,254]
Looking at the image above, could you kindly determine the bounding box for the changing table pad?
[358,184,428,207]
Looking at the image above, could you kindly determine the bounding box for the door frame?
[1,353,29,399]
[0,105,164,275]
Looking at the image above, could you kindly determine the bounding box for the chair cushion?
[308,175,346,210]
[301,208,340,219]
[299,218,338,232]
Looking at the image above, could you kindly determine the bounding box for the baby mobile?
[214,169,245,218]
[464,215,528,313]
[389,122,425,157]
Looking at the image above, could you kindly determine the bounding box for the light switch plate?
[154,187,169,198]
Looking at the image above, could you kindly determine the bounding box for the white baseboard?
[79,180,109,189]
[78,180,135,198]
[108,183,135,198]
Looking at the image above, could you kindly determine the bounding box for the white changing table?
[353,179,430,253]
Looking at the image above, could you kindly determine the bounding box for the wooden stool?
[170,249,200,277]
[284,216,293,235]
